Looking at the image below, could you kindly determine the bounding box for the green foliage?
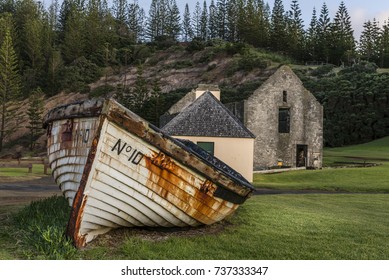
[185,37,206,53]
[302,63,389,147]
[310,64,336,77]
[26,88,45,151]
[89,84,115,99]
[11,196,77,259]
[220,81,263,104]
[0,16,21,152]
[236,50,271,71]
[59,57,102,93]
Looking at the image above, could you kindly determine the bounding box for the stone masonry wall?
[245,65,323,170]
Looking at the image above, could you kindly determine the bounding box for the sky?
[139,0,389,40]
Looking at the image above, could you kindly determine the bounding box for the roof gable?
[162,92,255,138]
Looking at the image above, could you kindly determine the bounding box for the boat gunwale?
[102,99,254,196]
[43,98,104,128]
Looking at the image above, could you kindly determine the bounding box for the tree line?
[0,0,388,151]
[1,0,389,97]
[298,62,389,147]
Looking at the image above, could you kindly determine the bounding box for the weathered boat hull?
[45,99,103,206]
[45,99,254,248]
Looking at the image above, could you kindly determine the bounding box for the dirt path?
[0,176,60,206]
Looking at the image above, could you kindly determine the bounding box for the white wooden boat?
[44,99,254,248]
[44,99,103,206]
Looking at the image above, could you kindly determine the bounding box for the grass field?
[1,194,388,260]
[0,137,388,260]
[253,137,389,193]
[0,164,49,177]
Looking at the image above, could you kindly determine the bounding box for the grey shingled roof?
[162,92,255,138]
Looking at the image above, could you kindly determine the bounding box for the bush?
[237,51,271,72]
[339,61,378,75]
[311,64,336,77]
[186,37,206,53]
[89,84,115,98]
[59,57,102,93]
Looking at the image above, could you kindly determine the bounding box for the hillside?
[3,44,282,158]
[3,44,389,157]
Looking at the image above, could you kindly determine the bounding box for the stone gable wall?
[245,66,323,170]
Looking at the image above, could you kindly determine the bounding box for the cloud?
[376,9,389,25]
[350,8,368,39]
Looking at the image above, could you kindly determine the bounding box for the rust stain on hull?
[44,98,254,248]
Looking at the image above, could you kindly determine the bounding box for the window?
[278,108,290,133]
[197,142,215,155]
[283,90,287,103]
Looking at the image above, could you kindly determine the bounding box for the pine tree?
[192,1,202,38]
[226,0,238,42]
[61,0,86,63]
[237,0,263,46]
[217,0,227,40]
[379,20,389,67]
[182,3,193,41]
[26,87,44,151]
[165,0,181,40]
[0,22,21,152]
[287,0,305,61]
[317,2,331,63]
[359,19,381,63]
[128,0,145,43]
[306,7,319,62]
[270,0,287,52]
[126,65,149,114]
[329,1,355,65]
[208,0,218,39]
[200,0,208,40]
[256,0,270,48]
[146,0,159,41]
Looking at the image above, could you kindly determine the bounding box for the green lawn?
[2,194,388,260]
[0,164,50,177]
[253,137,389,193]
[1,137,388,260]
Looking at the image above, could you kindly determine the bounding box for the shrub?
[89,84,115,98]
[186,37,205,53]
[59,57,102,93]
[311,64,336,77]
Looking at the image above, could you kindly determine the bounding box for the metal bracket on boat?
[200,180,217,195]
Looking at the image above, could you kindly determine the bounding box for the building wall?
[171,135,254,182]
[245,66,323,170]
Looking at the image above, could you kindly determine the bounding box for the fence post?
[43,158,49,175]
[28,163,33,173]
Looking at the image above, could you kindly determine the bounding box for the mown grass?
[111,195,389,259]
[2,194,388,260]
[0,164,50,177]
[253,164,389,192]
[1,137,388,260]
[253,137,389,192]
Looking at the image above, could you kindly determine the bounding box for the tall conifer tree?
[0,19,21,151]
[330,1,355,65]
[270,0,287,52]
[182,3,193,41]
[317,2,331,63]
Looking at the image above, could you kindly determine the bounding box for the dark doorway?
[296,145,308,167]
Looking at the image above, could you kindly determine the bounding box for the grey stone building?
[227,65,323,170]
[161,66,323,172]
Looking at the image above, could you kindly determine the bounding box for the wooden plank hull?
[45,99,254,248]
[47,117,99,205]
